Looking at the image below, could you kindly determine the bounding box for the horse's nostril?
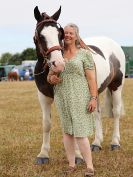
[52,61,56,67]
[48,62,51,67]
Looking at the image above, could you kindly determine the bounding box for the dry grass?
[0,79,133,177]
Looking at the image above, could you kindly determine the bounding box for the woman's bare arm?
[85,69,98,112]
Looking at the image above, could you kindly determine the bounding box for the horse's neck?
[34,61,54,98]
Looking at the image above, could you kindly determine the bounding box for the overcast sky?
[0,0,132,56]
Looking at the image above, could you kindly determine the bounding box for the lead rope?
[34,70,45,76]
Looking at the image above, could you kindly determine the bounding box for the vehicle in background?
[22,60,37,67]
[16,65,35,81]
[20,60,36,80]
[0,65,15,81]
[0,64,35,81]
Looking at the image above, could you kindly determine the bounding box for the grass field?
[0,79,133,177]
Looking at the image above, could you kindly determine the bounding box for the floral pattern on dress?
[54,48,95,137]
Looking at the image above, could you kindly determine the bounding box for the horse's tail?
[103,88,125,118]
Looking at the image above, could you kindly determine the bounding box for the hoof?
[75,157,84,164]
[91,144,102,152]
[35,157,49,165]
[111,144,120,151]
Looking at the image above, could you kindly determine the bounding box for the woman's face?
[64,26,77,45]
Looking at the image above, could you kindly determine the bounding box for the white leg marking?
[92,108,103,147]
[37,91,53,158]
[111,88,122,145]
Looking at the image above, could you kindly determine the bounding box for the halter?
[34,18,64,75]
[34,18,63,63]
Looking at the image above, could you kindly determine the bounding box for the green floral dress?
[54,48,95,137]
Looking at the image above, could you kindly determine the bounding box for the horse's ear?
[34,6,41,21]
[51,6,61,21]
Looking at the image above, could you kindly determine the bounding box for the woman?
[47,23,97,177]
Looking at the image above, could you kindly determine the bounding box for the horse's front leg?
[36,91,53,164]
[91,109,103,151]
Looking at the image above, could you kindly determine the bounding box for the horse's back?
[84,36,125,92]
[84,36,125,63]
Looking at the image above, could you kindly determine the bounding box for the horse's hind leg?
[111,86,123,150]
[36,90,53,164]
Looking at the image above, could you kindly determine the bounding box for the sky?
[0,0,132,56]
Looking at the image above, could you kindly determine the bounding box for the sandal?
[64,166,76,175]
[84,168,94,177]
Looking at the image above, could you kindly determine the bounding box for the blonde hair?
[64,23,89,50]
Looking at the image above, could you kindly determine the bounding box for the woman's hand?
[49,75,62,85]
[87,98,97,112]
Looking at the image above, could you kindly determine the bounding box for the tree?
[20,48,37,61]
[9,53,22,65]
[0,53,13,65]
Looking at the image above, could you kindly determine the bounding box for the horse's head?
[34,6,65,73]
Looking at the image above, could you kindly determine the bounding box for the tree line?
[0,48,37,65]
[0,46,133,66]
[122,46,133,61]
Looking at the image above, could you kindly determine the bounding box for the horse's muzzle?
[49,60,65,73]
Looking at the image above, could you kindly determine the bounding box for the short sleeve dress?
[54,48,95,137]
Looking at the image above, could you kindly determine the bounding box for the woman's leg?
[76,137,94,170]
[63,133,75,167]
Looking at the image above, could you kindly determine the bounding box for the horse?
[8,72,19,81]
[33,6,125,165]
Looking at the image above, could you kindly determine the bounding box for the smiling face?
[64,26,77,46]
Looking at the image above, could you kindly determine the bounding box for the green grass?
[0,79,133,177]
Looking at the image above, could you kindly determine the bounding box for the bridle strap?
[46,46,63,55]
[36,18,57,28]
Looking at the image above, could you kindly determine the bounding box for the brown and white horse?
[33,6,125,164]
[8,72,19,81]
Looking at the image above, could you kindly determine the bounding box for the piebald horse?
[33,6,125,164]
